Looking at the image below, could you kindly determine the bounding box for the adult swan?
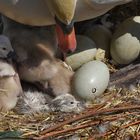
[0,0,132,53]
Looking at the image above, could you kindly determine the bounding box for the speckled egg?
[84,25,112,58]
[111,16,140,65]
[73,60,110,100]
[66,35,97,70]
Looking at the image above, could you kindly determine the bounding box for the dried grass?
[0,0,140,139]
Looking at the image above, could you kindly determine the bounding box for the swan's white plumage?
[0,0,132,26]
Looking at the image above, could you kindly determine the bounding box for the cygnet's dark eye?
[2,47,6,50]
[70,101,74,104]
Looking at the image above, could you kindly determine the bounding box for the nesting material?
[0,86,140,139]
[111,16,140,65]
[66,35,97,70]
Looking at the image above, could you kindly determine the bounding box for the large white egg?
[73,60,110,100]
[66,35,97,70]
[84,25,112,58]
[111,16,140,65]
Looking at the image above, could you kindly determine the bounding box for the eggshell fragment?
[111,16,140,65]
[66,35,97,70]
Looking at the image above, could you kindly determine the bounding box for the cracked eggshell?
[66,35,97,70]
[111,16,140,65]
[73,60,110,101]
[84,25,112,58]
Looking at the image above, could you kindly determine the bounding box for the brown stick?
[40,105,140,135]
[94,120,140,139]
[40,94,116,135]
[36,121,99,140]
[40,103,104,135]
[36,113,131,140]
[109,63,140,88]
[121,120,140,129]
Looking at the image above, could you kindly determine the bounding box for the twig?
[121,120,140,129]
[39,94,117,135]
[40,105,140,135]
[40,103,104,135]
[36,115,121,140]
[88,138,94,140]
[109,62,140,88]
[36,111,138,139]
[36,121,99,140]
[94,120,140,139]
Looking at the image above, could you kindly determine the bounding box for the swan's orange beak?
[55,19,76,54]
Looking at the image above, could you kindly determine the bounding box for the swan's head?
[46,0,77,25]
[45,0,77,54]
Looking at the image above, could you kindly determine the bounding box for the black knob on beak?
[55,17,74,34]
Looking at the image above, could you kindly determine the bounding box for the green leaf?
[0,130,22,139]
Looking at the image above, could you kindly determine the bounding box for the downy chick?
[0,35,22,112]
[50,94,84,113]
[15,91,84,114]
[2,16,74,97]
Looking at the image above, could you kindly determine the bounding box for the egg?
[111,16,140,65]
[66,35,97,70]
[73,60,110,100]
[84,25,112,58]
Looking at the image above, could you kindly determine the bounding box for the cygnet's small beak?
[7,51,17,60]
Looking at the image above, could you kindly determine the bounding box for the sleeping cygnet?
[50,94,85,113]
[15,91,84,114]
[0,35,22,112]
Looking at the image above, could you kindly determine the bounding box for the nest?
[0,0,140,139]
[0,58,139,139]
[0,86,140,139]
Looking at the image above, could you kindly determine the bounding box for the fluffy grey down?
[15,91,85,114]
